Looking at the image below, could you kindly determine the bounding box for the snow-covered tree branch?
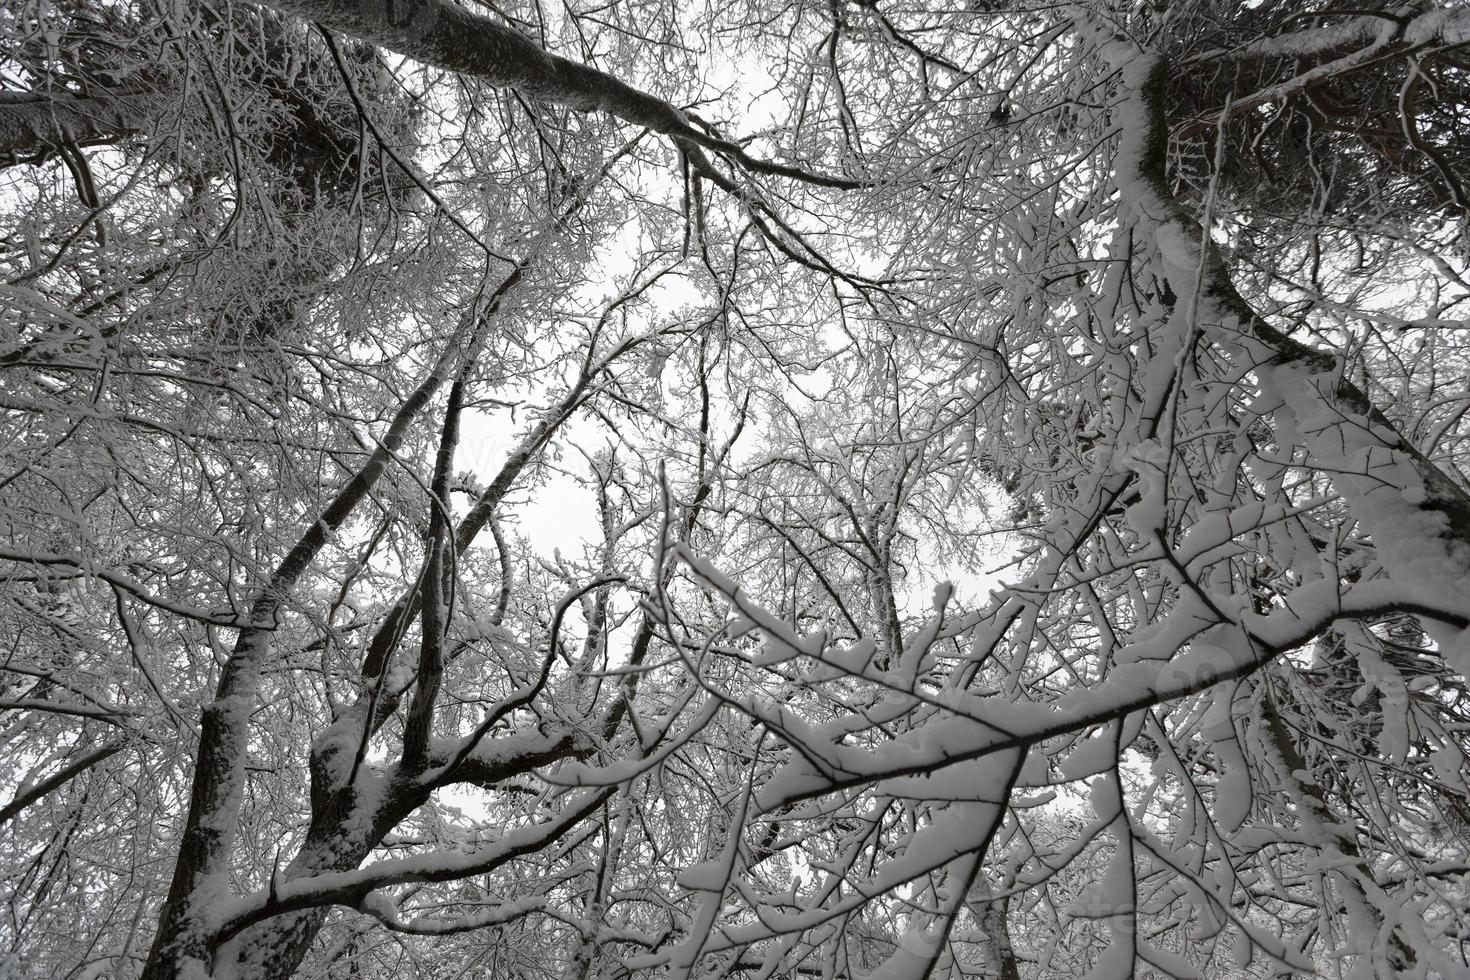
[3,1,1468,978]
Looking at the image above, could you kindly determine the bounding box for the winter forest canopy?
[3,0,1470,977]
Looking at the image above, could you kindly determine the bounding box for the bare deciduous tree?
[3,1,1469,978]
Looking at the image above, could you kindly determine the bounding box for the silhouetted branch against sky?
[2,3,1469,979]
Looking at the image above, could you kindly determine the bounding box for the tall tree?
[3,1,1469,978]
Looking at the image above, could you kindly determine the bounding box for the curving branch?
[1115,48,1470,622]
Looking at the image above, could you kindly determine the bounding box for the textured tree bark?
[1117,49,1470,622]
[211,778,424,980]
[142,628,277,980]
[140,306,488,980]
[0,90,156,159]
[257,0,861,188]
[261,0,688,133]
[976,895,1021,980]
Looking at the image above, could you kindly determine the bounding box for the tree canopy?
[2,1,1470,978]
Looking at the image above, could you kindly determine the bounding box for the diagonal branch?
[256,0,866,189]
[0,89,158,160]
[1114,50,1470,628]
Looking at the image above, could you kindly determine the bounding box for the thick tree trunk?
[212,775,424,979]
[142,627,277,980]
[977,897,1020,980]
[256,0,858,188]
[1115,48,1470,644]
[0,90,155,159]
[259,0,690,135]
[140,313,482,979]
